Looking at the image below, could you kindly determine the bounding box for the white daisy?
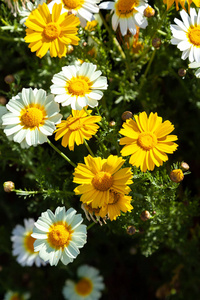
[18,0,46,25]
[0,106,8,127]
[170,8,200,63]
[62,265,105,300]
[48,0,100,27]
[2,88,62,148]
[99,0,148,36]
[11,218,46,267]
[50,62,108,110]
[189,61,200,77]
[4,291,30,300]
[31,206,87,266]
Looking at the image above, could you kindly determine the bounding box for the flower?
[119,111,178,172]
[170,8,200,63]
[3,181,15,192]
[11,219,46,267]
[31,206,87,266]
[99,0,148,36]
[24,3,80,58]
[85,19,98,31]
[2,88,62,148]
[189,61,200,77]
[163,0,189,10]
[73,155,133,208]
[50,62,108,110]
[18,0,46,25]
[3,291,30,300]
[48,0,100,27]
[62,265,105,300]
[169,169,184,182]
[54,108,101,150]
[0,106,8,127]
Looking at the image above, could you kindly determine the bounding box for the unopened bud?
[140,210,151,221]
[144,6,155,18]
[109,120,116,127]
[4,75,15,84]
[3,181,15,192]
[121,111,133,121]
[0,96,7,105]
[170,169,184,183]
[181,162,189,171]
[82,42,87,47]
[152,37,161,49]
[178,68,186,77]
[66,45,74,54]
[127,225,136,235]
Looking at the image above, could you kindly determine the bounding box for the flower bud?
[181,162,189,171]
[121,111,133,121]
[4,74,15,84]
[178,68,186,77]
[109,120,116,127]
[127,225,136,235]
[144,6,155,18]
[140,210,151,221]
[0,96,7,105]
[3,181,15,192]
[170,169,184,183]
[66,45,74,54]
[152,37,161,49]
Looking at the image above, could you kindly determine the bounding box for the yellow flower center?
[20,107,44,128]
[48,224,70,249]
[116,0,139,15]
[62,0,84,9]
[68,117,82,131]
[188,26,200,46]
[68,77,90,96]
[92,171,113,191]
[137,132,157,150]
[75,278,93,296]
[43,22,61,40]
[24,232,36,253]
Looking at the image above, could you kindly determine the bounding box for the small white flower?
[32,207,87,266]
[50,62,108,110]
[18,0,46,25]
[63,265,105,300]
[99,0,148,36]
[171,8,200,63]
[4,290,30,300]
[189,61,200,77]
[11,219,46,267]
[2,88,62,148]
[48,0,100,27]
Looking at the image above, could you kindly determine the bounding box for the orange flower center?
[92,171,113,191]
[75,278,93,296]
[48,224,70,249]
[68,117,82,131]
[62,0,84,9]
[137,132,157,150]
[24,232,36,253]
[20,107,44,128]
[43,22,61,40]
[68,77,90,96]
[116,0,139,15]
[188,26,200,46]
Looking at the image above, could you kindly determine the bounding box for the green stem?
[138,49,156,92]
[0,35,24,42]
[87,222,96,230]
[47,138,76,168]
[84,139,95,157]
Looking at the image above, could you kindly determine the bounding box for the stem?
[47,138,76,168]
[87,222,96,230]
[138,49,156,92]
[0,35,24,42]
[84,139,95,157]
[14,189,41,196]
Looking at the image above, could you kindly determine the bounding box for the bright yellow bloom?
[73,155,133,208]
[119,111,178,172]
[24,3,80,58]
[85,20,98,31]
[163,0,200,10]
[54,108,101,150]
[170,169,184,183]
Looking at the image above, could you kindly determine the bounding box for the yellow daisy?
[24,3,80,58]
[54,108,101,150]
[99,190,133,221]
[163,0,199,10]
[119,111,178,172]
[73,155,133,208]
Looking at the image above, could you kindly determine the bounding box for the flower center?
[48,224,70,249]
[24,232,36,253]
[20,107,44,128]
[62,0,84,9]
[75,278,93,296]
[43,22,61,40]
[116,0,139,15]
[68,77,90,96]
[68,117,82,131]
[137,132,157,150]
[92,171,113,191]
[188,26,200,46]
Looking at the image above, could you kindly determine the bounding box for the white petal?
[119,18,127,36]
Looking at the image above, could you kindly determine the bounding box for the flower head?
[11,219,46,267]
[2,88,62,148]
[99,0,148,36]
[50,62,108,110]
[163,0,189,10]
[24,3,80,58]
[119,111,178,172]
[54,108,101,150]
[3,291,30,300]
[170,169,184,182]
[170,8,200,63]
[73,155,133,208]
[62,265,105,300]
[32,207,87,266]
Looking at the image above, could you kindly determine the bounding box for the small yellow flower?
[85,20,98,31]
[169,169,184,183]
[54,108,101,150]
